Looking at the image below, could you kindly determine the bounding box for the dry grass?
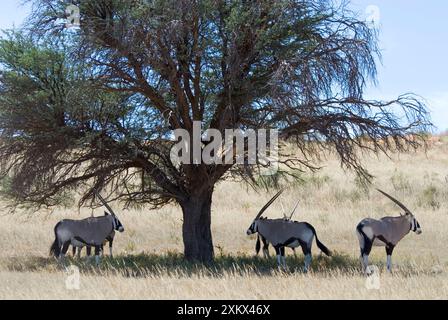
[1,142,447,299]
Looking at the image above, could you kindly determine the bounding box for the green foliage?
[0,31,146,208]
[1,0,432,212]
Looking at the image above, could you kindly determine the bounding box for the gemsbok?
[255,200,300,258]
[247,190,332,271]
[71,212,116,258]
[356,189,422,273]
[50,191,124,264]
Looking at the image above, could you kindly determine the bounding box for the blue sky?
[351,0,448,133]
[1,0,447,132]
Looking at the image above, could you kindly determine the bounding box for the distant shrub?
[333,188,363,204]
[419,185,441,210]
[332,189,345,203]
[305,174,331,189]
[390,171,412,192]
[349,190,363,203]
[255,170,292,190]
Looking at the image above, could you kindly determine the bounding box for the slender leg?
[262,237,270,258]
[274,246,282,268]
[300,240,312,273]
[109,239,114,258]
[292,247,297,257]
[60,241,70,262]
[304,254,312,273]
[72,246,76,257]
[94,246,101,266]
[280,247,286,270]
[362,254,369,271]
[52,239,62,259]
[386,245,395,272]
[263,248,269,259]
[86,246,92,257]
[255,235,261,256]
[361,238,374,273]
[359,247,365,270]
[61,242,70,256]
[77,247,81,259]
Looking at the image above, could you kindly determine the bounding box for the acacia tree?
[0,0,431,262]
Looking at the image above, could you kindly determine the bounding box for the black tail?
[49,239,60,257]
[356,223,370,256]
[306,223,332,256]
[49,222,61,257]
[356,223,365,240]
[255,235,261,255]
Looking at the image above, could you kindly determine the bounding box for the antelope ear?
[104,211,110,216]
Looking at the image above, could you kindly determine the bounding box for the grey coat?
[358,216,412,247]
[257,219,315,247]
[56,215,115,246]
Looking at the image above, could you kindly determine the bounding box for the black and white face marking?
[412,217,422,234]
[246,221,258,235]
[407,213,422,234]
[112,215,124,232]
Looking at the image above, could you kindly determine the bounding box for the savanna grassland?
[0,137,447,300]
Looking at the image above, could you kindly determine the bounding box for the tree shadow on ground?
[3,251,438,278]
[2,251,368,277]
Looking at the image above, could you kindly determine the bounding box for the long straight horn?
[94,190,116,216]
[289,200,300,220]
[376,189,411,215]
[254,189,284,220]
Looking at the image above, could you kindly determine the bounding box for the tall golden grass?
[0,141,447,299]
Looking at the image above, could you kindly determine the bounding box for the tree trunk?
[180,190,214,263]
